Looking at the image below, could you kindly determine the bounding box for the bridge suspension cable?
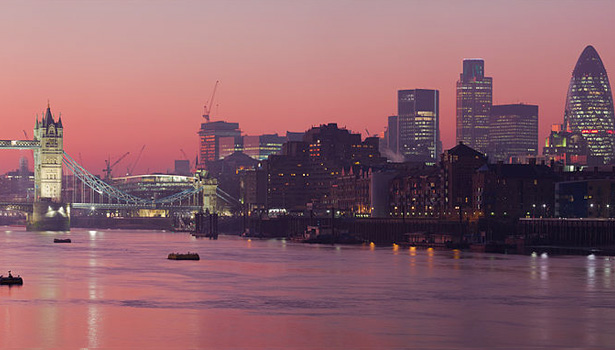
[63,152,240,210]
[63,152,150,205]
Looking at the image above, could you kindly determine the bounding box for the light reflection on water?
[0,228,614,348]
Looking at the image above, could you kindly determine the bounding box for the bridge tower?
[27,104,70,231]
[196,170,218,213]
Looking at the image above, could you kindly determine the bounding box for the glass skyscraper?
[397,89,440,163]
[564,45,615,164]
[456,59,492,155]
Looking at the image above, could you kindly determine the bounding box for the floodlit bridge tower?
[27,105,70,231]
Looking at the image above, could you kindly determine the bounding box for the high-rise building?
[564,45,615,164]
[489,104,538,162]
[397,89,440,163]
[387,115,398,155]
[198,121,241,164]
[243,134,286,160]
[456,59,492,154]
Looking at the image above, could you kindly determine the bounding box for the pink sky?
[0,1,613,175]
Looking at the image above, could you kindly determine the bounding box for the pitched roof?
[446,142,486,159]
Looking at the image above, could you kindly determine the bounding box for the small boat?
[0,271,23,285]
[168,252,200,260]
[54,238,71,243]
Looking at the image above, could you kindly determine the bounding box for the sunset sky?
[0,0,613,175]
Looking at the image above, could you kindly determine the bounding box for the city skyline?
[0,1,613,174]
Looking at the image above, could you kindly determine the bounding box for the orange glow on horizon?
[0,2,612,174]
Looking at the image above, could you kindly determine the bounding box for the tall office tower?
[387,115,398,155]
[489,104,538,162]
[564,45,615,164]
[397,89,440,163]
[456,59,492,154]
[198,121,241,164]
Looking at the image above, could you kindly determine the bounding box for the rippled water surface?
[1,227,615,348]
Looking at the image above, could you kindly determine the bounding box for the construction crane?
[202,80,219,122]
[127,145,146,176]
[103,152,130,181]
[179,148,189,160]
[22,130,28,139]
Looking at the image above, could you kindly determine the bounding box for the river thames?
[1,228,615,348]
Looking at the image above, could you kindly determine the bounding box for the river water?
[1,228,614,348]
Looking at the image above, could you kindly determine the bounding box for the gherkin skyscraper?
[564,45,615,164]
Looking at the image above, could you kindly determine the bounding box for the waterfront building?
[205,152,258,210]
[266,141,311,211]
[456,59,493,155]
[112,174,195,200]
[564,45,615,164]
[556,179,615,218]
[198,121,241,164]
[265,124,385,212]
[441,142,487,217]
[397,89,441,164]
[473,162,556,220]
[238,163,268,213]
[331,166,372,217]
[489,104,538,162]
[389,165,441,218]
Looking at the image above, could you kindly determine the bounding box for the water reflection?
[587,256,596,290]
[0,229,614,348]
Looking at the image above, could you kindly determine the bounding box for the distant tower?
[33,104,64,202]
[489,104,538,162]
[456,59,493,155]
[397,89,440,163]
[564,45,615,164]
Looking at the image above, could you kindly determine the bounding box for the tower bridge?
[0,105,228,231]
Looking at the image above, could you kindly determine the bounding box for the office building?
[243,134,285,160]
[198,121,241,164]
[456,59,492,154]
[564,45,615,164]
[397,89,440,163]
[489,104,538,162]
